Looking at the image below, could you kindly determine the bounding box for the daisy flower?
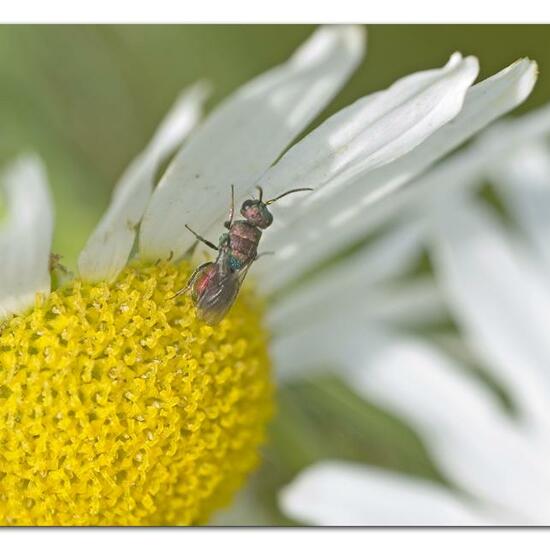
[279,102,550,526]
[0,25,537,526]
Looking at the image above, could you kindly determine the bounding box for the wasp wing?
[195,264,251,325]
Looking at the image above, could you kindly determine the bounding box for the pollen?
[0,261,273,526]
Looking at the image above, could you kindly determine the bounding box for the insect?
[173,185,312,325]
[49,253,73,287]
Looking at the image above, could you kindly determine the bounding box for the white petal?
[482,101,550,153]
[267,221,425,333]
[346,338,550,523]
[362,278,447,326]
[271,277,446,381]
[271,283,452,378]
[280,461,501,526]
[0,156,54,318]
[271,317,390,382]
[78,82,209,282]
[490,142,550,277]
[258,59,537,293]
[431,197,550,439]
[148,83,211,158]
[259,52,477,206]
[139,25,366,261]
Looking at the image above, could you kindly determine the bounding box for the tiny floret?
[0,261,273,525]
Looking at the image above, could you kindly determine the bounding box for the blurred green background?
[0,25,548,524]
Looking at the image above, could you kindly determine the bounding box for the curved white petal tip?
[506,58,538,104]
[295,25,365,65]
[148,81,211,158]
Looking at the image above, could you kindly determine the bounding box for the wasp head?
[240,200,273,229]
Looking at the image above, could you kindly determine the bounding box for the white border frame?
[2,0,550,23]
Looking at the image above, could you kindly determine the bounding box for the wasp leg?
[171,280,193,299]
[224,185,235,229]
[185,224,219,251]
[171,262,210,299]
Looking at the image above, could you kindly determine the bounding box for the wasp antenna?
[255,186,264,202]
[226,185,235,228]
[265,187,314,205]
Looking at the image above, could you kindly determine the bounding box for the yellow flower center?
[0,261,273,526]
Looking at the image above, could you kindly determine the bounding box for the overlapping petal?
[267,221,425,333]
[259,58,537,293]
[271,317,390,382]
[259,53,478,205]
[431,197,550,439]
[345,337,550,523]
[490,142,550,277]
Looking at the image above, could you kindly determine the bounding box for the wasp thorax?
[240,200,273,229]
